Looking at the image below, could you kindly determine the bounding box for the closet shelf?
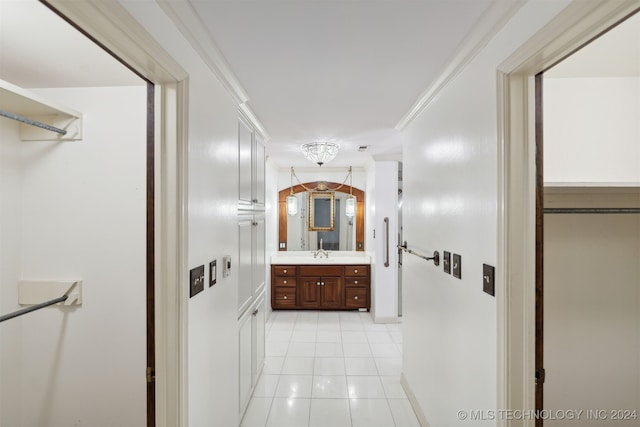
[544,183,640,210]
[0,78,82,141]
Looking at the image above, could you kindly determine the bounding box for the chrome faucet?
[313,238,329,258]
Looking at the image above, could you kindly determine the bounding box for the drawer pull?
[354,269,358,273]
[283,269,287,273]
[354,296,359,300]
[283,280,287,284]
[354,280,358,284]
[283,295,288,300]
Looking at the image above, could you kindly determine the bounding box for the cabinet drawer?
[344,277,369,286]
[273,266,296,277]
[274,277,296,286]
[344,265,368,277]
[273,287,296,307]
[345,288,368,309]
[299,265,343,277]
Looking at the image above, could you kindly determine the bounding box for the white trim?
[45,1,190,425]
[155,0,247,103]
[395,0,526,131]
[496,1,640,426]
[154,80,190,427]
[373,316,400,324]
[45,0,187,83]
[400,373,430,427]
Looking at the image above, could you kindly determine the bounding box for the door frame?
[44,1,190,426]
[496,1,640,426]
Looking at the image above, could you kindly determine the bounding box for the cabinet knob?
[321,282,325,286]
[354,269,358,273]
[316,282,321,286]
[283,295,288,300]
[354,280,358,284]
[283,280,287,284]
[354,296,359,300]
[283,269,287,273]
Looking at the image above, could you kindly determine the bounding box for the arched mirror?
[278,181,365,251]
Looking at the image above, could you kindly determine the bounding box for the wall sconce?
[286,167,298,215]
[345,166,356,217]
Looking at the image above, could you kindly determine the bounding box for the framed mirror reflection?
[278,181,365,251]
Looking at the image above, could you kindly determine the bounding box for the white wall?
[400,1,571,425]
[368,161,399,323]
[0,86,147,426]
[0,114,24,427]
[265,158,280,319]
[544,77,640,183]
[120,3,242,426]
[544,214,640,427]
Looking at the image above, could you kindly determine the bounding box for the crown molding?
[157,0,248,103]
[239,104,271,142]
[395,0,526,131]
[157,0,270,141]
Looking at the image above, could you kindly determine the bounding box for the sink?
[271,251,371,265]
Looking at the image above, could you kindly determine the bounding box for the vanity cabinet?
[271,264,370,310]
[344,265,369,309]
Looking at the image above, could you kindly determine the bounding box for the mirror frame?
[308,191,335,231]
[279,181,365,251]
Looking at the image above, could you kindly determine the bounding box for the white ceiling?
[187,0,494,168]
[1,1,637,168]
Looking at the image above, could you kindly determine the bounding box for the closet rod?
[0,109,68,135]
[0,294,68,323]
[544,208,640,214]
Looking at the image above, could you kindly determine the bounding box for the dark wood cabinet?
[271,264,369,311]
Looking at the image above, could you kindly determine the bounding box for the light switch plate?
[223,255,231,277]
[443,251,451,274]
[483,264,495,296]
[209,260,217,287]
[190,265,205,297]
[452,254,462,279]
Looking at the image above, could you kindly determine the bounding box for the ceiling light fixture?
[301,142,339,166]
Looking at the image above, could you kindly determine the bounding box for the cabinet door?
[252,215,265,296]
[320,277,343,308]
[254,136,265,207]
[238,217,253,314]
[252,296,266,385]
[239,311,252,414]
[238,119,253,206]
[299,277,321,308]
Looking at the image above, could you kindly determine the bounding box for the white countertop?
[270,251,371,265]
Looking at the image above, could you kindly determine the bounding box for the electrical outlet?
[443,251,451,274]
[190,265,205,297]
[483,264,495,296]
[452,254,462,279]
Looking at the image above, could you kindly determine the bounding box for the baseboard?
[401,373,431,427]
[374,315,400,324]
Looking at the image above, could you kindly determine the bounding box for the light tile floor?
[241,310,420,427]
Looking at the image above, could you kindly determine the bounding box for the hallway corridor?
[240,310,419,427]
